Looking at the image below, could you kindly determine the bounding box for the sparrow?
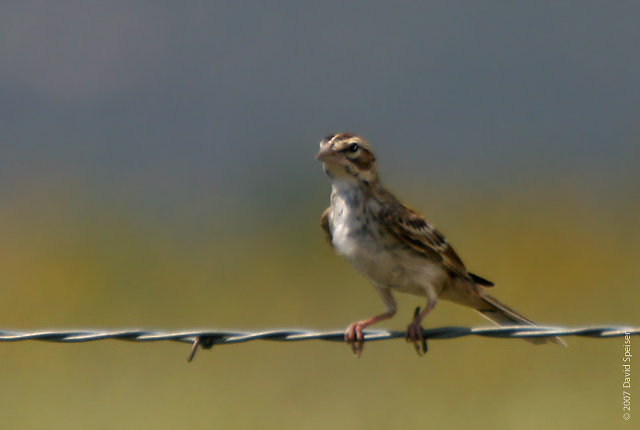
[316,133,565,357]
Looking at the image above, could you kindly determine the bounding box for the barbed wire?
[1,325,637,361]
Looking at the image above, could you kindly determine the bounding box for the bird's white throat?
[329,179,371,260]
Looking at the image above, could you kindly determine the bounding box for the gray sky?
[1,1,638,208]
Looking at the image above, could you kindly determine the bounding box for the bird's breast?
[327,186,447,295]
[329,193,409,287]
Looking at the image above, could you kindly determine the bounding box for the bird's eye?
[348,143,359,152]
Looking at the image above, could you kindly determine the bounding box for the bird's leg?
[406,287,438,355]
[345,287,396,357]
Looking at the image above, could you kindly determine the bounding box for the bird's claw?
[345,322,365,358]
[405,306,428,356]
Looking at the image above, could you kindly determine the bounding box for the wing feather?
[320,207,333,245]
[380,200,476,282]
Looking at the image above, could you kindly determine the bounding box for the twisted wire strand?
[1,325,637,361]
[1,326,637,344]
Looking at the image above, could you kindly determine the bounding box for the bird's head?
[316,133,378,184]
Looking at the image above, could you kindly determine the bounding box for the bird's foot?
[405,307,428,356]
[345,322,366,358]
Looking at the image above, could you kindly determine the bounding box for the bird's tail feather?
[477,294,566,346]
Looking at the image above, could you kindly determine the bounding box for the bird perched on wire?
[316,133,565,357]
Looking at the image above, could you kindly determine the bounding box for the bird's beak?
[315,145,339,163]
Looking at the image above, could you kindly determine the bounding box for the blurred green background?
[1,2,639,429]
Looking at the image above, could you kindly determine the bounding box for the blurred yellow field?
[0,184,636,429]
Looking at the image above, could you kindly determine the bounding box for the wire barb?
[187,335,217,362]
[1,326,637,362]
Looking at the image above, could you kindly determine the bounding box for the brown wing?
[469,272,495,287]
[320,207,333,245]
[381,201,475,282]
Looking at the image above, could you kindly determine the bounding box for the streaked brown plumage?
[317,133,565,356]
